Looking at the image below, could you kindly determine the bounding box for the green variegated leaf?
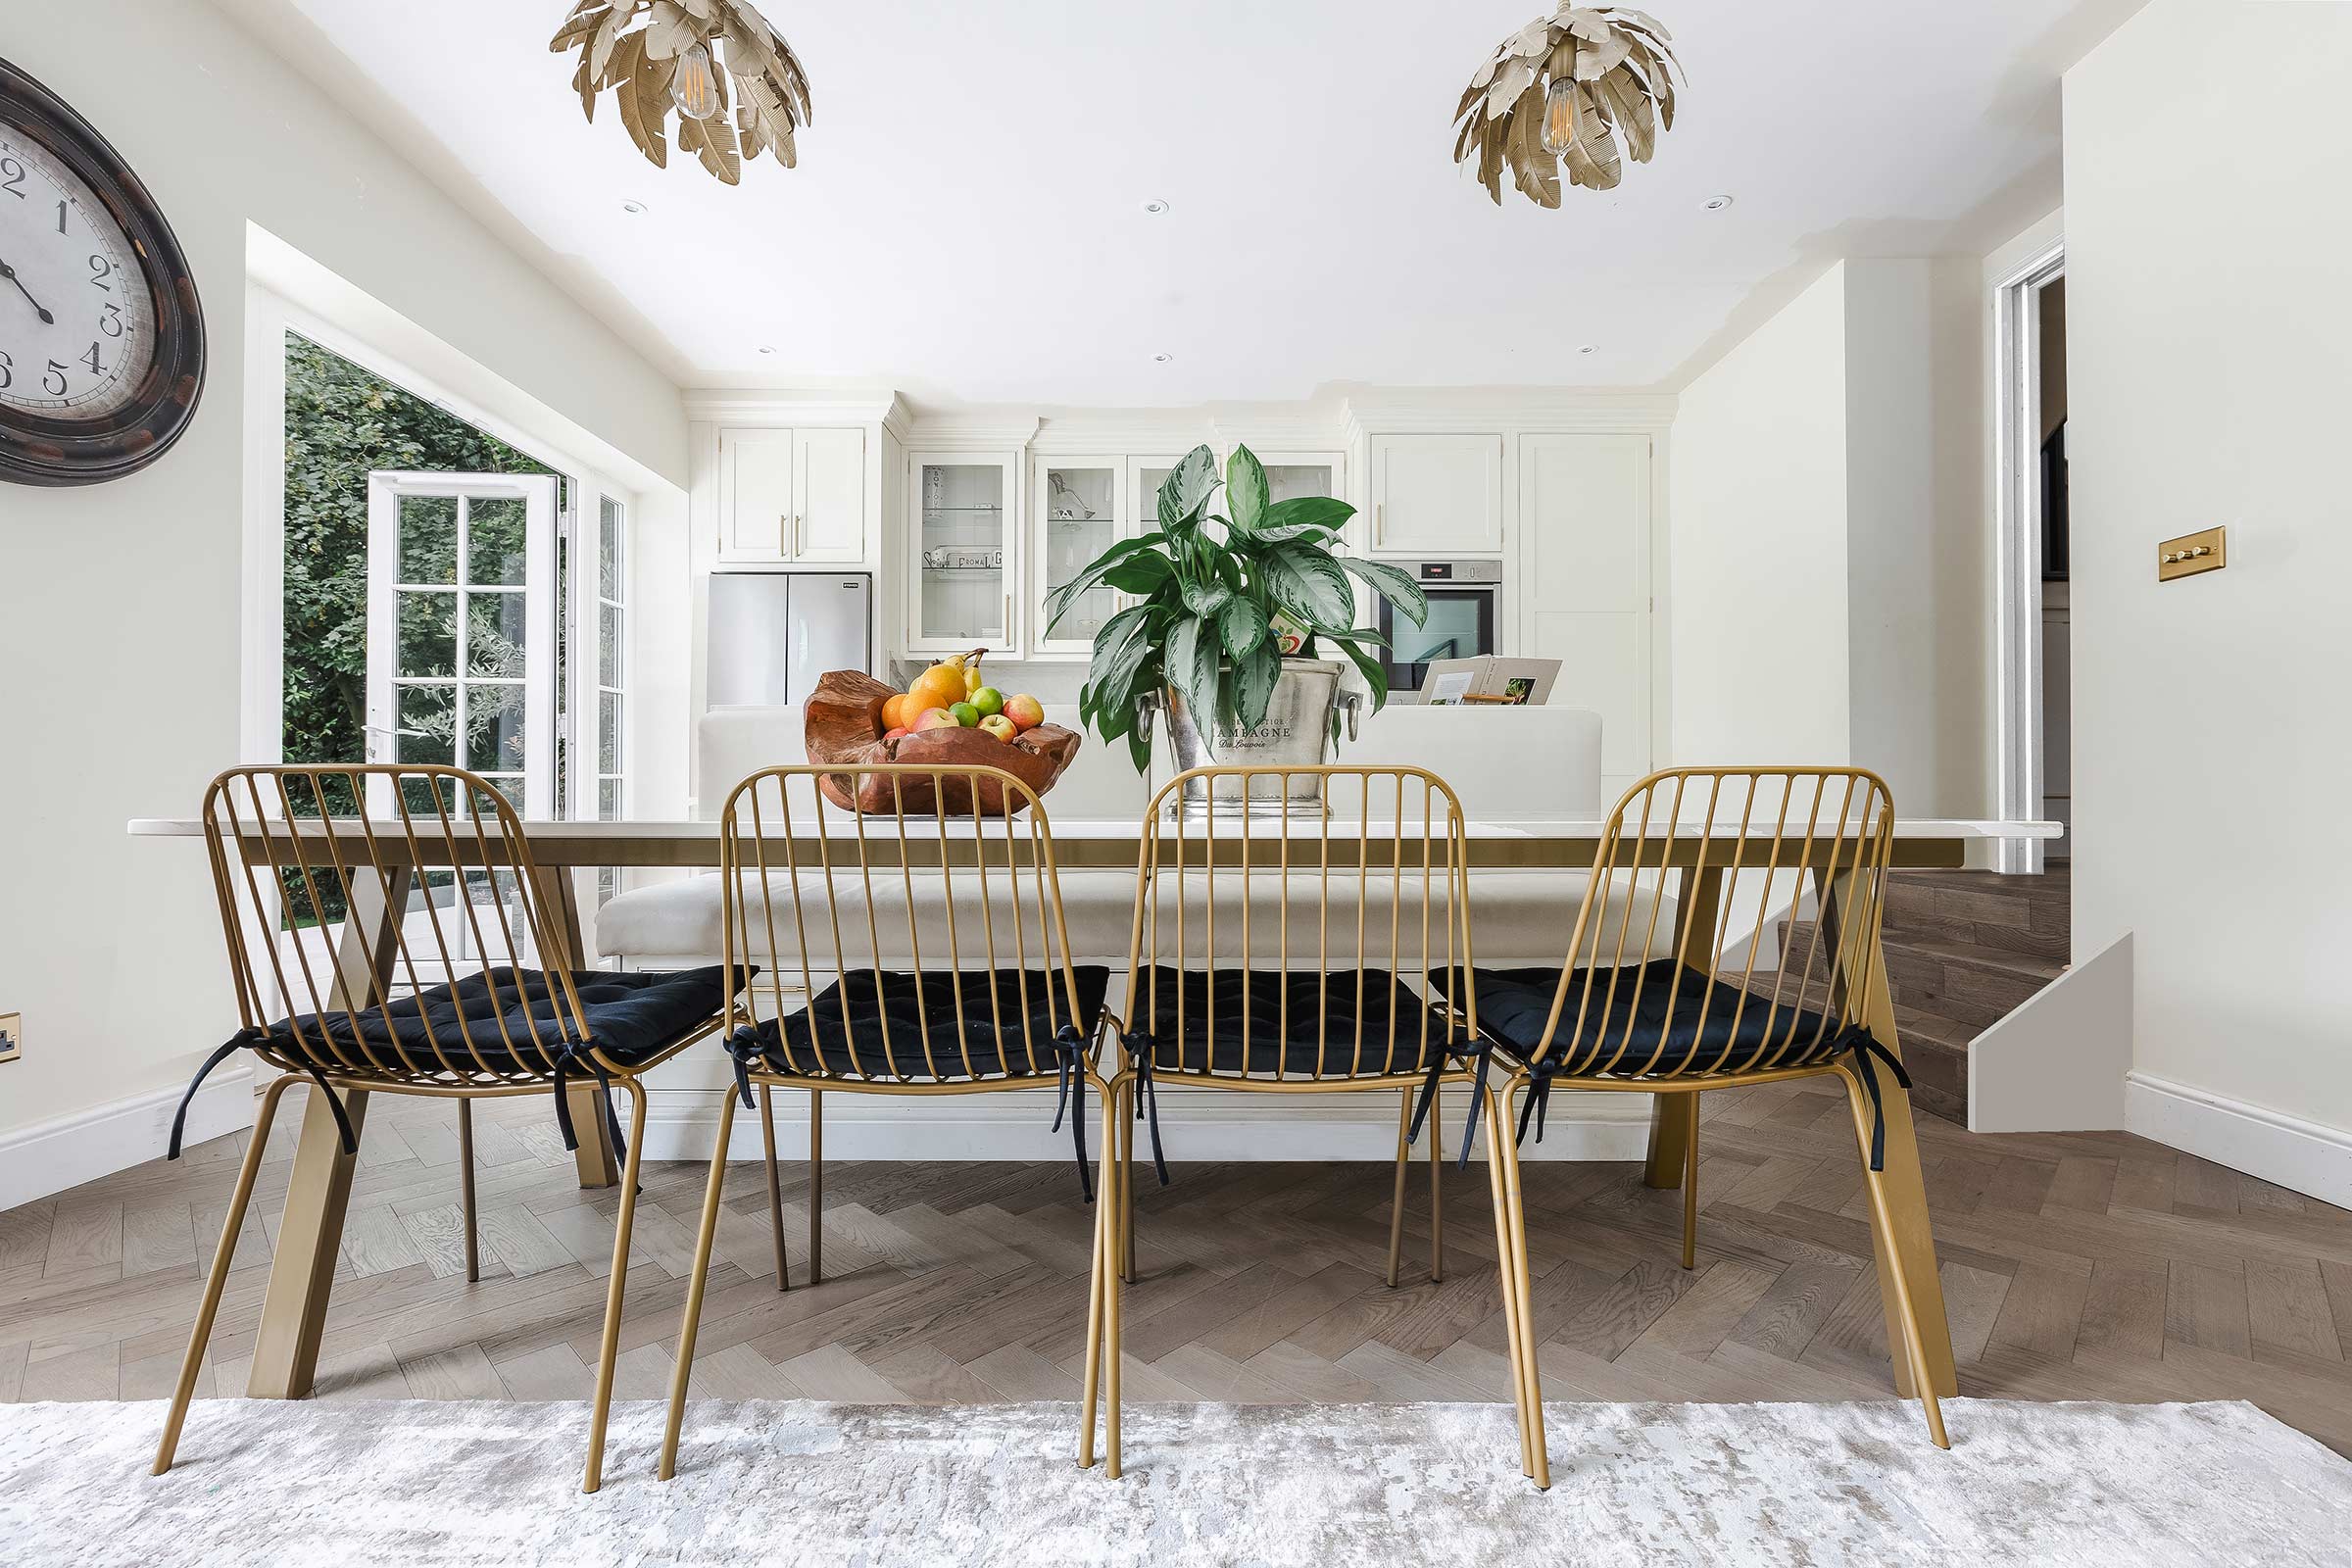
[1232,641,1281,729]
[1182,580,1234,617]
[1225,445,1269,532]
[1336,556,1429,626]
[1270,545,1355,627]
[1159,445,1220,531]
[1217,596,1269,658]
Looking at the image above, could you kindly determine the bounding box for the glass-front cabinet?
[1256,453,1343,507]
[907,452,1019,654]
[1030,456,1128,657]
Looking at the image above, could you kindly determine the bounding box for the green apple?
[970,686,1005,718]
[949,701,981,728]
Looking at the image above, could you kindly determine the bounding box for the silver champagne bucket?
[1148,659,1363,817]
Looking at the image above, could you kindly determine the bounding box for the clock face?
[0,125,157,419]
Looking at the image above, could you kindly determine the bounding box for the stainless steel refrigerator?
[706,572,873,706]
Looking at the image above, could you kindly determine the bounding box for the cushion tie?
[1119,1029,1172,1188]
[1405,1038,1491,1170]
[724,1024,765,1111]
[551,1042,628,1171]
[1050,1025,1094,1202]
[1516,1061,1558,1148]
[168,1027,266,1160]
[1833,1027,1913,1171]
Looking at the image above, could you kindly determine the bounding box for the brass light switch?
[2157,525,2227,581]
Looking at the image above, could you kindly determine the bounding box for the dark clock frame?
[0,55,205,487]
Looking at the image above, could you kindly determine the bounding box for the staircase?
[1769,863,2069,1125]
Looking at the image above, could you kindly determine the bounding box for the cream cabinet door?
[716,426,795,563]
[1369,433,1503,555]
[793,427,866,562]
[1520,432,1652,799]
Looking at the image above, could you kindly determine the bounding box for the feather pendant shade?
[550,0,811,185]
[1453,5,1681,208]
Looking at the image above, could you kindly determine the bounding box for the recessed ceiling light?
[1142,199,1170,215]
[1152,352,1174,363]
[757,345,776,355]
[620,199,649,215]
[1702,194,1735,212]
[1578,344,1597,356]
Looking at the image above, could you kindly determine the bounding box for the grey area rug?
[3,1397,2346,1567]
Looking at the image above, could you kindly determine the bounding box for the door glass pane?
[1042,464,1117,643]
[918,463,1006,643]
[399,494,458,583]
[466,591,526,678]
[599,498,623,600]
[1266,464,1336,503]
[599,692,622,774]
[467,495,528,586]
[599,604,622,688]
[466,688,529,773]
[1138,464,1172,523]
[395,684,457,765]
[398,591,457,677]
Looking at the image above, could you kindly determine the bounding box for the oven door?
[1377,586,1499,694]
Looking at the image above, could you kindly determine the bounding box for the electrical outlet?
[0,1012,20,1066]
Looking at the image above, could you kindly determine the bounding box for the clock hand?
[0,256,55,324]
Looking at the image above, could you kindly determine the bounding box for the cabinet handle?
[1003,592,1012,646]
[1374,503,1384,547]
[792,514,804,556]
[779,513,791,556]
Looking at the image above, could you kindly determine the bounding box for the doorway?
[1993,241,2068,874]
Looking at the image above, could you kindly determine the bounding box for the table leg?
[1826,865,1957,1397]
[532,863,617,1190]
[1643,865,1723,1189]
[250,862,402,1398]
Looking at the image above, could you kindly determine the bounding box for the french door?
[364,470,559,818]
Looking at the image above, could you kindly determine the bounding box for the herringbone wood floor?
[7,1082,2352,1458]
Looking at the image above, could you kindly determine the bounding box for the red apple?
[1002,694,1045,732]
[882,726,909,742]
[911,707,960,732]
[977,714,1017,742]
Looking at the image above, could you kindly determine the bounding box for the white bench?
[593,703,1674,969]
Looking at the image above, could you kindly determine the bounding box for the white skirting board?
[1968,930,2131,1133]
[2126,1071,2352,1211]
[0,1062,256,1211]
[636,1083,1656,1165]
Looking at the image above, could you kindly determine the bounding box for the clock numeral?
[42,359,69,397]
[0,349,12,390]
[100,302,125,337]
[88,255,113,292]
[56,198,69,234]
[0,157,24,198]
[82,341,104,377]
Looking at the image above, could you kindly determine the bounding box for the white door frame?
[364,469,560,817]
[1991,237,2065,875]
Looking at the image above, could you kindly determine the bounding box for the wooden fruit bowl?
[802,669,1082,816]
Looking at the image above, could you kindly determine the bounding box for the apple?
[949,701,981,728]
[977,714,1017,742]
[882,726,909,742]
[1003,694,1045,732]
[911,707,959,732]
[970,686,1004,718]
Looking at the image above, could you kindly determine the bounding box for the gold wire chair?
[152,764,735,1493]
[1448,766,1953,1446]
[1086,764,1550,1487]
[659,762,1118,1480]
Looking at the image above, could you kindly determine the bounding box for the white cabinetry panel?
[1521,432,1652,790]
[717,427,795,563]
[794,427,866,562]
[1369,433,1503,554]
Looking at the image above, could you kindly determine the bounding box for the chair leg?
[1385,1086,1413,1289]
[1681,1096,1699,1271]
[457,1099,480,1285]
[1120,1087,1137,1285]
[661,1086,738,1481]
[581,1078,651,1494]
[155,1075,295,1475]
[758,1084,789,1292]
[1429,1084,1445,1283]
[1489,1080,1549,1489]
[1102,1079,1129,1478]
[1835,1063,1951,1450]
[1480,1084,1538,1483]
[1078,1076,1117,1471]
[808,1087,824,1286]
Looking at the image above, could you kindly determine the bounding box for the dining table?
[128,808,2059,1413]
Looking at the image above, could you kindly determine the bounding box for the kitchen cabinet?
[1519,432,1652,799]
[907,451,1020,654]
[1030,456,1129,659]
[1368,433,1503,555]
[714,424,867,564]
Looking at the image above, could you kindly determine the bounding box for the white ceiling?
[237,0,2141,407]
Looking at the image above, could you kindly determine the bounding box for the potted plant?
[1045,443,1428,813]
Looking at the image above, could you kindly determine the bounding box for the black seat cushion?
[1437,959,1850,1079]
[1128,966,1450,1079]
[266,964,736,1076]
[746,967,1110,1082]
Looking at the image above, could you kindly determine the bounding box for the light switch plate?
[0,1012,19,1066]
[2158,525,2227,581]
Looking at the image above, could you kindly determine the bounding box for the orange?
[906,663,967,716]
[881,693,907,731]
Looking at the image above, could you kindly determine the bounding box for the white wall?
[2066,1,2352,1161]
[1669,265,1853,766]
[0,1,687,1161]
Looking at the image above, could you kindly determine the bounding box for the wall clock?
[0,56,204,487]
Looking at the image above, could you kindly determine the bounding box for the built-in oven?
[1374,560,1503,695]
